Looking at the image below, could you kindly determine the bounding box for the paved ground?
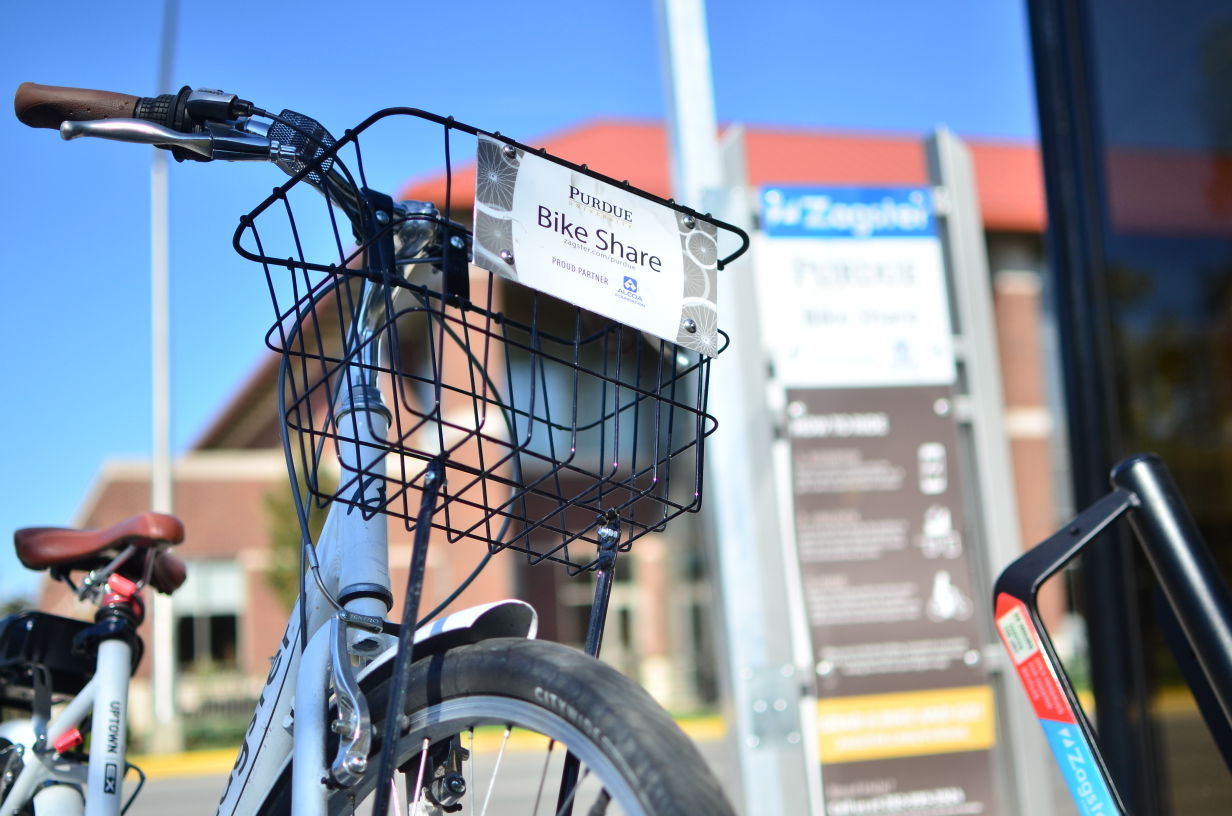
[124,720,733,815]
[119,708,1231,814]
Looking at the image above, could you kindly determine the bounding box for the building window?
[174,560,244,672]
[176,614,239,670]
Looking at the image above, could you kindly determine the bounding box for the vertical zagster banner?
[759,187,998,815]
[471,135,722,356]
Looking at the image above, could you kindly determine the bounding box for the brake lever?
[60,118,212,156]
[59,117,278,162]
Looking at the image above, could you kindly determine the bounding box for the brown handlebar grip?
[14,82,141,129]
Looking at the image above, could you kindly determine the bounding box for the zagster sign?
[758,187,956,388]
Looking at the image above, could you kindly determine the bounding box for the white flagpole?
[150,0,182,754]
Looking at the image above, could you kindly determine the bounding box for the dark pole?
[1024,0,1159,809]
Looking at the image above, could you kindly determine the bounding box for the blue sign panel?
[761,186,935,239]
[1039,719,1120,815]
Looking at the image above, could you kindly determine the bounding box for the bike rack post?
[995,453,1232,814]
[1111,453,1232,726]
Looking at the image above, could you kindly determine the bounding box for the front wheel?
[262,637,734,815]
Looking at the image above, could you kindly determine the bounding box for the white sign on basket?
[472,134,720,356]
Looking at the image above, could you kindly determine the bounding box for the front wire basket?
[234,108,747,573]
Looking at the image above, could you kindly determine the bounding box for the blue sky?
[0,1,1036,600]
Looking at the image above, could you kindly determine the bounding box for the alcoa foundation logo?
[617,275,645,306]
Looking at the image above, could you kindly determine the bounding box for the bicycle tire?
[258,637,735,815]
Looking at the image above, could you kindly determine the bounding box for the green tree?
[262,477,333,611]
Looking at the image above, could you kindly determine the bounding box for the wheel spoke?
[390,776,404,816]
[479,726,512,816]
[409,737,430,814]
[465,729,474,815]
[532,739,558,815]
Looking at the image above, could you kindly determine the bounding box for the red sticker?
[995,593,1077,724]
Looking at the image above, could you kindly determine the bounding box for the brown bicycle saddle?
[14,512,188,594]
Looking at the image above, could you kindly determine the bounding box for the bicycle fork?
[291,392,397,816]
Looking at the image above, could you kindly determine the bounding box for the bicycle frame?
[223,270,530,815]
[215,472,389,816]
[1,641,129,815]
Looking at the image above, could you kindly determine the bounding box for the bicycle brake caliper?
[414,737,469,814]
[328,615,372,787]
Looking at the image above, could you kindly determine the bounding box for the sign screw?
[449,235,466,250]
[683,215,696,229]
[501,144,517,159]
[499,249,514,264]
[682,318,698,334]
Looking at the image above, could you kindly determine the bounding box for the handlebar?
[15,81,270,167]
[16,80,470,284]
[15,80,366,210]
[16,81,253,136]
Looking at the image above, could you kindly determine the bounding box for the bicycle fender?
[358,599,538,683]
[416,598,538,642]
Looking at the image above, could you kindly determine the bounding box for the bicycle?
[994,453,1232,815]
[2,81,749,816]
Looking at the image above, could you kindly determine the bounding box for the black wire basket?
[234,108,748,573]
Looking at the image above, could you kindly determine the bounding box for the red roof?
[400,119,1045,232]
